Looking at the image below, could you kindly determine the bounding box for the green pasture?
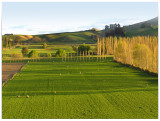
[2,59,158,119]
[2,45,75,55]
[2,44,96,55]
[2,56,113,63]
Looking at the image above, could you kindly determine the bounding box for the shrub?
[71,45,78,52]
[22,47,29,55]
[48,53,52,58]
[43,42,47,49]
[78,44,91,54]
[28,50,38,58]
[55,49,66,57]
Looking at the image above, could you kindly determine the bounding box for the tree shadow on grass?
[112,61,158,85]
[3,86,158,97]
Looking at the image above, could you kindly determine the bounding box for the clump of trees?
[90,28,99,31]
[78,44,91,54]
[105,27,125,37]
[21,47,29,56]
[55,49,66,57]
[71,45,78,52]
[28,50,38,58]
[2,35,33,49]
[97,36,158,73]
[2,36,15,49]
[48,53,52,59]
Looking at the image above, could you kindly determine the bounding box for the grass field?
[2,45,75,55]
[2,59,158,119]
[2,44,96,55]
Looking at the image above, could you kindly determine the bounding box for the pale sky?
[2,2,158,35]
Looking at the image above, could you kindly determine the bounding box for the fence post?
[83,51,84,62]
[65,53,66,62]
[71,53,72,61]
[89,51,90,62]
[80,52,81,62]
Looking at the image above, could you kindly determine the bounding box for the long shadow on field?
[3,60,158,97]
[111,62,158,85]
[3,87,158,97]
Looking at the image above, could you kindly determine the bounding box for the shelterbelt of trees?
[97,36,158,74]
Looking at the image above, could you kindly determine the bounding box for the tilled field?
[2,63,26,84]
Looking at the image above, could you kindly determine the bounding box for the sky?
[2,2,158,35]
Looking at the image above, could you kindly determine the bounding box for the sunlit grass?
[2,60,158,119]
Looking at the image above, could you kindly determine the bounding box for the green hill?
[100,17,158,37]
[3,17,158,45]
[125,25,158,36]
[2,29,99,45]
[34,30,99,44]
[125,17,158,36]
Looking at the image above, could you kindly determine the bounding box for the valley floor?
[2,60,158,119]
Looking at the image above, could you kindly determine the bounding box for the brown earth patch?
[2,63,26,85]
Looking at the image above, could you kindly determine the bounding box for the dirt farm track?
[2,63,26,84]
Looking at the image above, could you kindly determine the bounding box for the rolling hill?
[34,30,100,44]
[3,17,158,44]
[28,16,159,43]
[124,17,158,36]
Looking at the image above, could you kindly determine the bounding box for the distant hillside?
[125,25,158,36]
[125,17,158,31]
[33,30,100,44]
[2,29,100,45]
[124,17,158,36]
[3,17,158,45]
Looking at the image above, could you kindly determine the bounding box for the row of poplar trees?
[97,36,158,73]
[2,36,15,49]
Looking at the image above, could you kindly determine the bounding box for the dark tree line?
[105,27,125,37]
